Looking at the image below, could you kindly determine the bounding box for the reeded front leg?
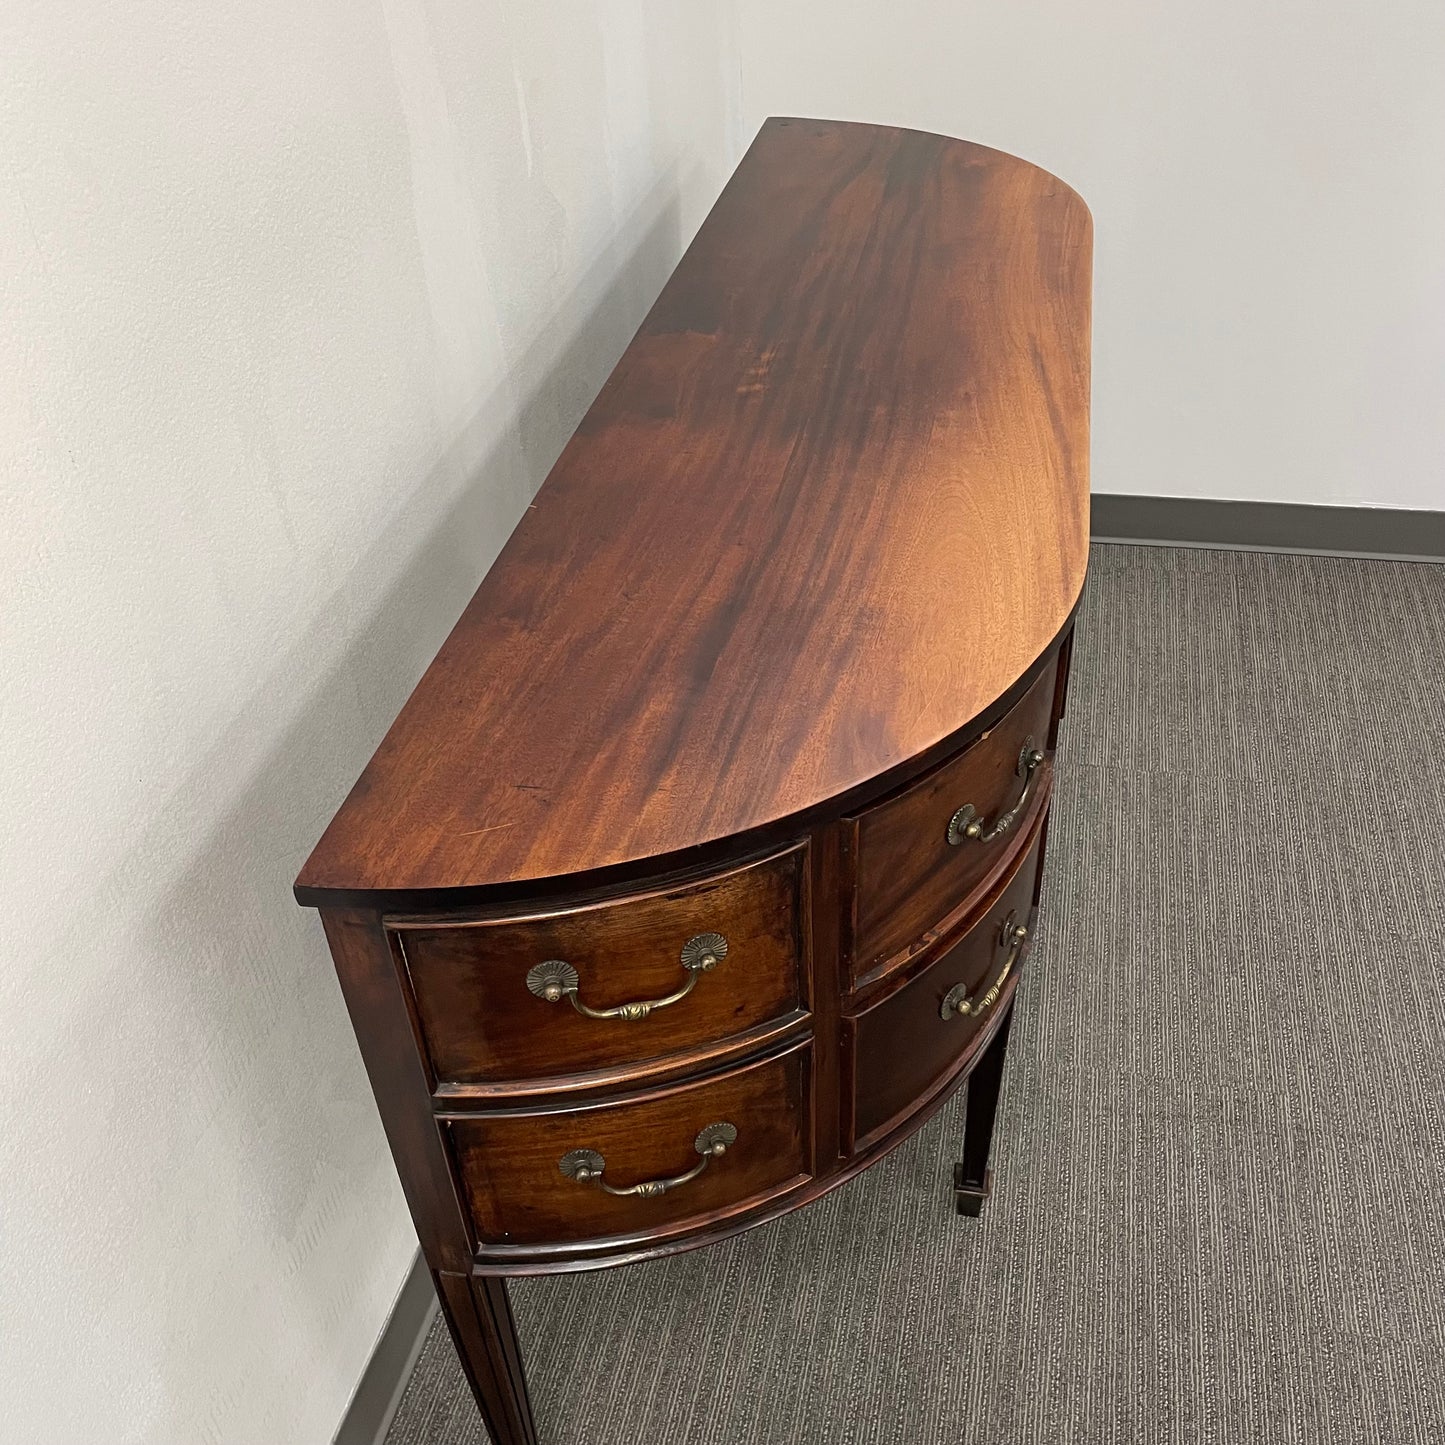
[953,1003,1014,1217]
[434,1272,538,1445]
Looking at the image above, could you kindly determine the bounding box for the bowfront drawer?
[846,657,1056,984]
[447,1040,811,1249]
[393,843,808,1089]
[847,822,1043,1150]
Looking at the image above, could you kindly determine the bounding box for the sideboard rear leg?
[434,1272,538,1445]
[953,1003,1015,1217]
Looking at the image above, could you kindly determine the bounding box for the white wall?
[0,3,743,1442]
[736,0,1445,510]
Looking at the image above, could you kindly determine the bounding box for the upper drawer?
[392,843,808,1089]
[846,657,1057,985]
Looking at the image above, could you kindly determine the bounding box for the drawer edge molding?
[471,1170,815,1269]
[382,841,809,932]
[434,1031,811,1122]
[429,1009,813,1109]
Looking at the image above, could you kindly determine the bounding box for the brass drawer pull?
[941,913,1027,1020]
[558,1122,738,1198]
[946,738,1045,846]
[525,932,728,1021]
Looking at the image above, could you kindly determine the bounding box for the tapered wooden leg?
[434,1271,538,1445]
[954,1003,1015,1217]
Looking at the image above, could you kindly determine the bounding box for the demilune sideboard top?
[295,117,1091,1445]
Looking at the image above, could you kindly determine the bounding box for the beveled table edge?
[294,588,1084,914]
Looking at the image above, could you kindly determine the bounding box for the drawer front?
[448,1041,811,1247]
[847,657,1056,983]
[395,844,807,1087]
[848,825,1044,1150]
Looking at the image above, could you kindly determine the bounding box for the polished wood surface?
[954,1004,1016,1219]
[298,120,1091,1445]
[447,1041,811,1251]
[847,657,1058,984]
[847,821,1044,1150]
[397,843,807,1087]
[434,1273,537,1445]
[320,908,473,1272]
[295,117,1091,906]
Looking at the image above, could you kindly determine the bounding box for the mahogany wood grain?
[1049,622,1077,749]
[953,1003,1015,1218]
[805,822,846,1172]
[294,118,1091,909]
[445,1040,810,1248]
[470,985,1024,1277]
[296,122,1093,1437]
[956,771,1058,1216]
[395,843,806,1087]
[429,1011,810,1108]
[846,657,1057,984]
[847,823,1044,1150]
[319,909,473,1272]
[434,1272,537,1445]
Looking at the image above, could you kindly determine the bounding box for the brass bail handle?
[946,737,1046,847]
[558,1123,739,1198]
[525,932,728,1021]
[940,912,1028,1021]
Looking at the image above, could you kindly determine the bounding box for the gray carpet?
[385,544,1445,1445]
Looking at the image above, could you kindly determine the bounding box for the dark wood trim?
[1048,622,1074,749]
[434,1272,537,1445]
[321,910,475,1272]
[806,822,845,1173]
[469,1165,816,1271]
[431,1033,812,1124]
[954,998,1015,1216]
[381,839,811,930]
[1092,493,1445,561]
[428,1010,812,1108]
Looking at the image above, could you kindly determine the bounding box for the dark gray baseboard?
[1091,493,1445,562]
[334,1251,438,1445]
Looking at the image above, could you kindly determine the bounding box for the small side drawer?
[393,844,807,1089]
[447,1040,811,1248]
[847,823,1044,1151]
[846,656,1056,984]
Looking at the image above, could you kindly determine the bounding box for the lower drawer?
[446,1039,811,1249]
[846,822,1044,1150]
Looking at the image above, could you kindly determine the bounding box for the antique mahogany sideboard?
[296,118,1091,1444]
